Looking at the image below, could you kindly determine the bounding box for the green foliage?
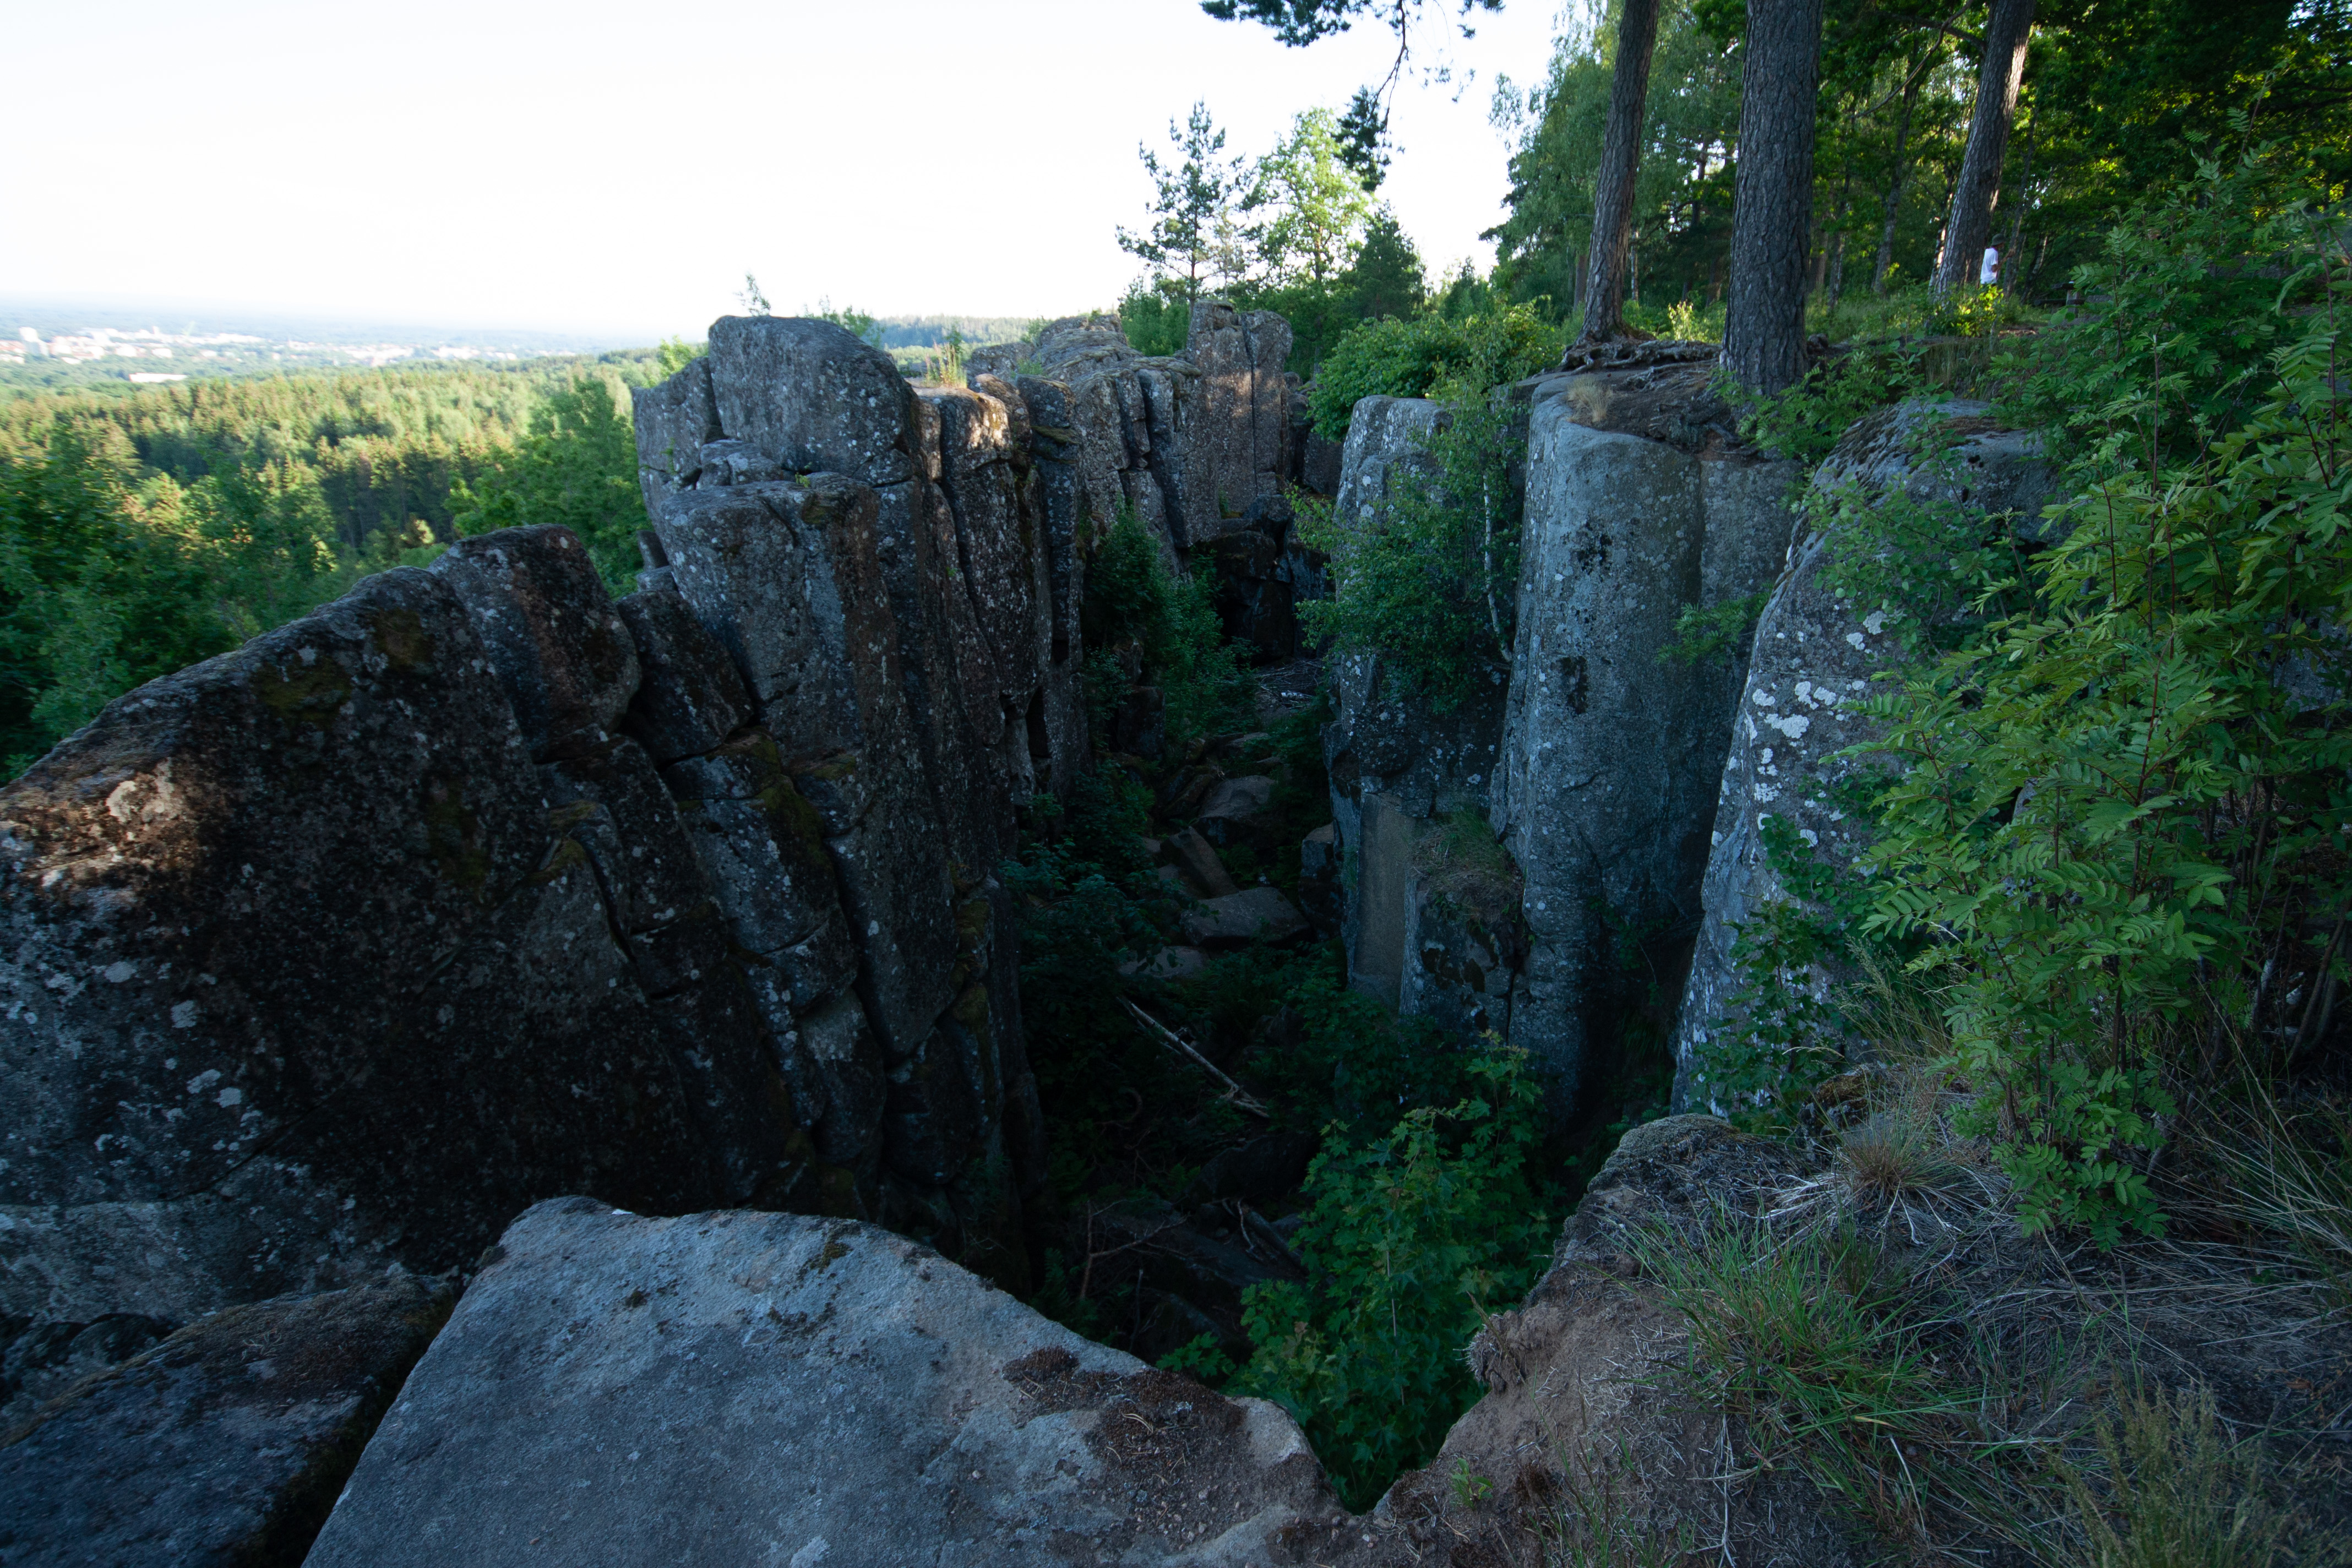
[1692,149,2352,1248]
[1081,507,1254,749]
[1156,1333,1238,1383]
[1856,161,2349,1248]
[655,337,706,377]
[1734,344,1924,467]
[1342,208,1427,324]
[0,424,360,774]
[449,372,648,597]
[1306,304,1556,439]
[2064,1384,2290,1568]
[1231,1042,1553,1510]
[810,298,885,350]
[1251,108,1376,291]
[1118,279,1193,358]
[1298,392,1525,709]
[1119,101,1255,304]
[1659,589,1768,666]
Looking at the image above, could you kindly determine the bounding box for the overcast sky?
[0,0,1577,341]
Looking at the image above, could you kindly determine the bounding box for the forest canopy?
[0,355,662,775]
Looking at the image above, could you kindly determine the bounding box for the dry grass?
[2063,1382,2292,1568]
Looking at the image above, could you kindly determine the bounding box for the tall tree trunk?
[1574,0,1664,345]
[1723,0,1826,395]
[1871,58,1929,296]
[1933,0,2035,296]
[2001,100,2038,295]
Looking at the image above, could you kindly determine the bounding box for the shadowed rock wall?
[1670,400,2050,1107]
[0,309,1298,1427]
[1322,398,1517,1038]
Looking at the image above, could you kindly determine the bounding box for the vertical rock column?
[1184,302,1294,545]
[1496,373,1796,1113]
[634,319,1061,1278]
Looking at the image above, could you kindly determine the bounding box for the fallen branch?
[1121,999,1269,1118]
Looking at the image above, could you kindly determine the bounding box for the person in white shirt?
[1979,246,2001,287]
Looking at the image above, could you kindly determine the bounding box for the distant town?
[2,323,532,383]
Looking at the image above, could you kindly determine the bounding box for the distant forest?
[0,352,670,773]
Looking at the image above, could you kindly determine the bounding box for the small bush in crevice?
[1231,1041,1555,1511]
[1081,505,1254,751]
[1296,393,1524,710]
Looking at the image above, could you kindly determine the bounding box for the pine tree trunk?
[1932,0,2035,296]
[1722,0,1825,395]
[1574,0,1663,345]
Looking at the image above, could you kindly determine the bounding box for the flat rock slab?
[1183,888,1308,950]
[0,1275,445,1568]
[306,1198,1368,1567]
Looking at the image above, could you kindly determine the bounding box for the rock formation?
[1669,399,2050,1107]
[0,308,1299,1446]
[1319,363,1798,1109]
[305,1197,1374,1567]
[1320,397,1515,1042]
[1493,359,1798,1109]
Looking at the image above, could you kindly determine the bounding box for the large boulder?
[0,565,775,1340]
[1669,400,2051,1107]
[304,1198,1369,1567]
[0,1275,448,1567]
[1494,368,1798,1110]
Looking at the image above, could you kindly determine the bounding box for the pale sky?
[0,0,1576,343]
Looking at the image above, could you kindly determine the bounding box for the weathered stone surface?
[1193,774,1276,849]
[1021,316,1200,557]
[629,352,719,513]
[1,1313,167,1430]
[1296,823,1341,933]
[1331,396,1445,531]
[1672,401,2050,1107]
[0,1275,447,1568]
[785,990,888,1171]
[1184,302,1292,541]
[1398,820,1521,1043]
[1494,386,1796,1108]
[663,731,853,980]
[429,525,639,761]
[303,1199,1363,1568]
[651,479,959,1056]
[1166,825,1239,899]
[1183,887,1309,949]
[0,567,762,1327]
[650,479,892,754]
[706,315,917,486]
[1204,496,1327,666]
[613,582,752,764]
[538,737,705,937]
[926,384,1082,797]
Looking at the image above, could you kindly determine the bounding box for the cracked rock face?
[304,1199,1368,1568]
[1495,382,1796,1110]
[1669,400,2050,1108]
